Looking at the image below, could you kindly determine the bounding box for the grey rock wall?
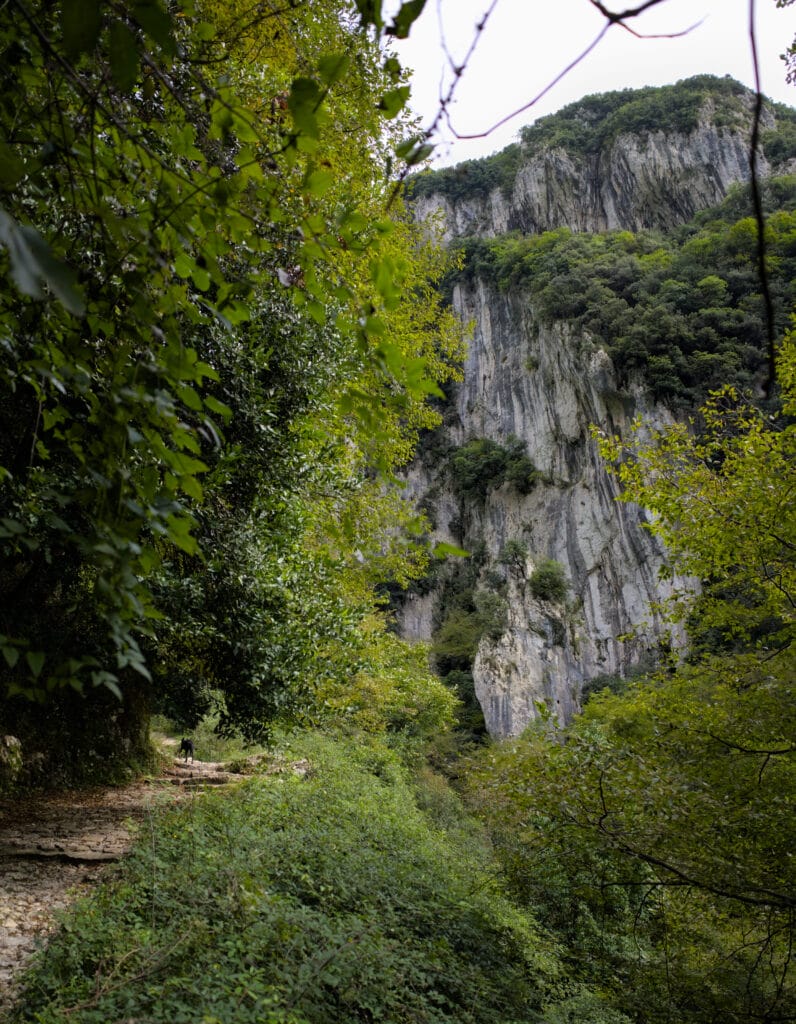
[400,281,692,739]
[413,104,787,243]
[401,94,793,739]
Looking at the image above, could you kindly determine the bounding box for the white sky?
[387,0,796,166]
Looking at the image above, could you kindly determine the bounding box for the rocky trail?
[0,744,246,1015]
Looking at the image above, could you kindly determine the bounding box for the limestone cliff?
[400,281,690,738]
[412,80,795,242]
[399,77,796,739]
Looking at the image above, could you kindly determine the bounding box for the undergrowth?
[9,731,609,1024]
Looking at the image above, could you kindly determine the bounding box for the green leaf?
[180,474,204,501]
[353,0,383,30]
[288,77,321,138]
[61,0,103,58]
[304,169,334,197]
[1,645,19,668]
[432,542,470,559]
[108,20,139,91]
[0,208,85,313]
[132,0,175,55]
[404,142,434,166]
[177,384,203,411]
[203,395,232,420]
[387,0,427,39]
[26,650,45,677]
[317,54,350,86]
[174,251,192,279]
[0,143,25,190]
[378,87,411,120]
[195,20,216,40]
[190,264,211,291]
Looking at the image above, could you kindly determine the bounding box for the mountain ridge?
[398,76,796,739]
[410,75,796,240]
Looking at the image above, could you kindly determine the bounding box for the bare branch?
[448,0,701,141]
[747,0,778,396]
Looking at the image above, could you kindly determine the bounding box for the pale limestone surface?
[400,103,779,736]
[413,96,790,244]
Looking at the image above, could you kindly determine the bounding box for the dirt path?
[0,751,240,1015]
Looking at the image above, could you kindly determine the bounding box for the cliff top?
[410,75,796,205]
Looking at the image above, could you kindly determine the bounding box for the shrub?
[12,733,568,1024]
[449,437,539,501]
[449,437,509,501]
[529,559,569,603]
[499,539,528,568]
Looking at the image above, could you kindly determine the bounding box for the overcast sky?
[387,0,796,166]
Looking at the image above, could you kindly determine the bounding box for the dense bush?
[449,436,539,501]
[529,559,568,603]
[409,143,524,204]
[12,734,575,1024]
[518,75,790,159]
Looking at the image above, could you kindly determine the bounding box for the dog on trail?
[179,737,194,762]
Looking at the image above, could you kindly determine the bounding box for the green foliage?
[12,733,574,1024]
[529,559,568,603]
[409,143,524,203]
[595,338,796,650]
[0,0,465,762]
[431,590,508,673]
[316,613,458,742]
[449,436,539,502]
[450,183,796,405]
[498,538,528,568]
[459,337,796,1023]
[519,75,787,159]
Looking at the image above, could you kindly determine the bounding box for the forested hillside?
[1,2,795,1023]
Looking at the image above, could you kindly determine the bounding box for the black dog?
[179,737,194,762]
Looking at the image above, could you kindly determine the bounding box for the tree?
[0,0,464,769]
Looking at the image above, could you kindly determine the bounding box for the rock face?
[413,99,789,242]
[400,80,795,739]
[401,282,690,738]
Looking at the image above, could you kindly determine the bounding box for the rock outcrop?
[413,90,793,242]
[401,282,690,738]
[400,78,795,739]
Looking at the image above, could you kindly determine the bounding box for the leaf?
[60,0,103,58]
[433,542,470,559]
[108,20,139,91]
[304,169,334,197]
[387,0,427,39]
[26,650,46,677]
[353,0,383,31]
[288,77,321,138]
[132,0,176,55]
[378,87,411,120]
[1,644,19,668]
[0,208,84,313]
[203,395,232,420]
[317,54,350,86]
[0,143,25,190]
[404,142,434,166]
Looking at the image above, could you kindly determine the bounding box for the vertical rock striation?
[400,79,795,738]
[402,282,689,738]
